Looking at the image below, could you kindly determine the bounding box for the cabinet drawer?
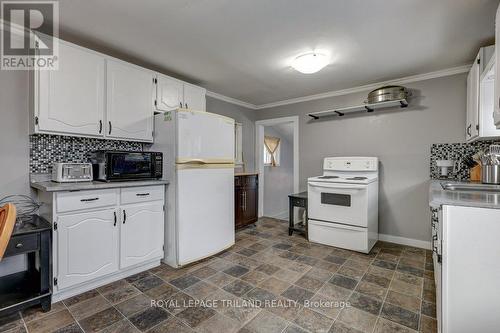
[121,186,164,204]
[290,197,307,208]
[56,189,118,213]
[5,234,39,256]
[235,175,258,188]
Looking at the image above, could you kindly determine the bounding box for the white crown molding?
[254,64,471,109]
[206,91,258,109]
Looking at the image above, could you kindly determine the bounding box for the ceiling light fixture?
[291,52,329,74]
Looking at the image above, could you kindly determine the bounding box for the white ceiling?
[57,0,498,106]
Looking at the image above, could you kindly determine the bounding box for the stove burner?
[317,176,339,179]
[346,177,368,180]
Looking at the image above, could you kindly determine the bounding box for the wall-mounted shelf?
[308,99,408,120]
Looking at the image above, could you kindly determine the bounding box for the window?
[264,136,280,166]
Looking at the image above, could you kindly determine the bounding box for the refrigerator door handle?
[179,159,207,165]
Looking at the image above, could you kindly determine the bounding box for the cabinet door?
[37,41,104,136]
[495,5,500,128]
[183,84,206,111]
[120,203,164,269]
[466,54,480,141]
[56,209,118,289]
[155,74,183,111]
[106,60,154,142]
[242,187,258,224]
[235,186,244,228]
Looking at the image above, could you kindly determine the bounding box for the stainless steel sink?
[441,182,500,193]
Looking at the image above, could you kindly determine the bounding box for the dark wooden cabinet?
[235,174,258,229]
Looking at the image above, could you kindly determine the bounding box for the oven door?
[106,152,154,181]
[308,181,368,227]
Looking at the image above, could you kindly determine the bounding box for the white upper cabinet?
[32,38,206,141]
[56,209,119,289]
[183,83,207,111]
[119,203,164,269]
[495,4,500,128]
[155,74,184,111]
[34,41,105,137]
[466,45,500,142]
[155,74,206,112]
[466,52,480,141]
[106,60,154,142]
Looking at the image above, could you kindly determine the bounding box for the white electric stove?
[307,156,379,253]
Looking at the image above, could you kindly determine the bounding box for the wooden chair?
[0,203,17,261]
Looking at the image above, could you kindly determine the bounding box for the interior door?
[56,209,118,289]
[156,74,184,111]
[176,111,234,162]
[308,182,368,227]
[120,203,164,269]
[183,84,206,111]
[106,60,154,142]
[37,41,104,136]
[176,166,234,265]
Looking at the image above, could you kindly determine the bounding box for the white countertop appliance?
[150,108,235,267]
[308,156,379,253]
[52,162,93,183]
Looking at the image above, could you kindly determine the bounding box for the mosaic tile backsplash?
[430,139,500,180]
[30,134,142,174]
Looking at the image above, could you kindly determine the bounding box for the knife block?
[470,165,482,181]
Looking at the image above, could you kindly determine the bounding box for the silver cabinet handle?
[185,103,188,108]
[179,102,182,108]
[243,191,247,211]
[123,209,126,224]
[136,193,150,197]
[108,121,112,135]
[113,211,117,227]
[99,120,102,134]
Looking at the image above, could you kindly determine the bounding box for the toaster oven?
[90,151,163,182]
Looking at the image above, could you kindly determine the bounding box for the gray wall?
[206,96,256,171]
[0,70,30,198]
[263,125,294,219]
[255,74,467,242]
[0,69,30,276]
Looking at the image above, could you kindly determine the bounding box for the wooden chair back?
[0,203,17,260]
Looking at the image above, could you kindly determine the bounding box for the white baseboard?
[378,233,431,250]
[266,211,288,220]
[52,259,161,303]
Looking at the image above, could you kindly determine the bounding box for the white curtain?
[264,136,280,167]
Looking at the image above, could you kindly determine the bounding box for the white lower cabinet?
[435,205,500,332]
[56,209,119,289]
[120,203,164,269]
[44,185,165,299]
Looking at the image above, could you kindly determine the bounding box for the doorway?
[255,116,299,218]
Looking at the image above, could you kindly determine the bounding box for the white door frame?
[255,116,299,217]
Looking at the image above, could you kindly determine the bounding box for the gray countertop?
[31,179,169,192]
[429,180,500,209]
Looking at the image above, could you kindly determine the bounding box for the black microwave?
[90,151,163,182]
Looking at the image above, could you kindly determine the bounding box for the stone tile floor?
[0,217,437,333]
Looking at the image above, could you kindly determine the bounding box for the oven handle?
[308,182,367,190]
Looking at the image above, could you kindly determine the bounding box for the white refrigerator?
[151,108,235,267]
